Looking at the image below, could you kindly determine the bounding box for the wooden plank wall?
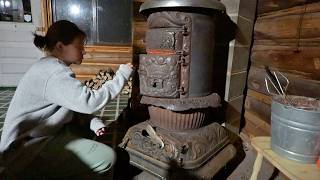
[243,0,320,138]
[71,46,132,81]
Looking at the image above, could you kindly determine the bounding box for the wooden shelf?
[250,137,320,180]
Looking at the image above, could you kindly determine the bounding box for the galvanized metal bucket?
[271,95,320,164]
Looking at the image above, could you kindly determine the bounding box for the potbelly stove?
[119,0,236,179]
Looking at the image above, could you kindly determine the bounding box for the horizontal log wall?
[73,0,147,81]
[69,1,138,81]
[257,0,319,14]
[243,1,320,138]
[71,46,132,81]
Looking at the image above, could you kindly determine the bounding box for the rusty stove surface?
[120,0,236,179]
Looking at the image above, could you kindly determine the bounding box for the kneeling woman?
[0,20,133,178]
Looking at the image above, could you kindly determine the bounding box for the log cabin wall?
[243,0,320,138]
[71,46,133,81]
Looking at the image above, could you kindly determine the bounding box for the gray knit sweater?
[0,56,132,166]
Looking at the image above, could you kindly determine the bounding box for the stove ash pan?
[139,9,223,98]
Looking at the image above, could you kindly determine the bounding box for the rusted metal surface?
[273,95,320,111]
[126,144,236,180]
[179,13,192,98]
[146,28,183,53]
[119,121,230,170]
[139,54,181,98]
[148,106,209,130]
[122,1,233,178]
[141,11,192,97]
[140,93,221,111]
[140,11,219,97]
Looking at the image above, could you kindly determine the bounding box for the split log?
[83,68,133,94]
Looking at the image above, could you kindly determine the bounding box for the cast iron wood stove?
[120,0,236,179]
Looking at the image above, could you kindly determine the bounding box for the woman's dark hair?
[33,20,86,51]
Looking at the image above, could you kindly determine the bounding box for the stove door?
[139,54,181,98]
[146,28,183,53]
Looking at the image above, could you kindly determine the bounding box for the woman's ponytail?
[33,20,86,52]
[33,33,47,50]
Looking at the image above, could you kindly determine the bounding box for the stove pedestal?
[119,121,236,179]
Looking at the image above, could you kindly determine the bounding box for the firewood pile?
[83,68,132,95]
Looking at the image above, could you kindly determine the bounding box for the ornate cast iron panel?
[140,93,221,111]
[139,11,192,98]
[146,28,183,53]
[139,54,181,98]
[119,121,230,170]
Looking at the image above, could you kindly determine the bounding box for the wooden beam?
[243,111,271,137]
[247,89,272,105]
[133,21,147,54]
[71,64,120,76]
[251,45,320,80]
[245,95,271,124]
[255,2,320,40]
[257,0,319,15]
[84,45,132,54]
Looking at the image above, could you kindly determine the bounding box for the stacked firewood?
[83,68,132,95]
[122,78,132,95]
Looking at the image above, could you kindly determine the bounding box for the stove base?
[130,144,236,180]
[120,121,236,179]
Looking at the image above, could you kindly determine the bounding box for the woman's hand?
[96,127,108,136]
[126,63,134,69]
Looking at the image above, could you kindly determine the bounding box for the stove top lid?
[140,0,226,14]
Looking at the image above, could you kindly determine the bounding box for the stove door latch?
[177,87,186,95]
[177,54,190,66]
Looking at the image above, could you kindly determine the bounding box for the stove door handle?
[145,124,165,149]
